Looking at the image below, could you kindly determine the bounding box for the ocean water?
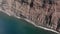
[0,11,57,34]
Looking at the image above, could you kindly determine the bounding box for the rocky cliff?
[0,0,60,33]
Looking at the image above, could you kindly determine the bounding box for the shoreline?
[12,14,60,34]
[16,16,59,34]
[0,10,59,34]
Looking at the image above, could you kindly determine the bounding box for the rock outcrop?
[0,0,60,32]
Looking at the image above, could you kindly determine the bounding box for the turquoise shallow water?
[0,11,57,34]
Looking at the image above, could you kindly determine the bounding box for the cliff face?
[0,0,60,32]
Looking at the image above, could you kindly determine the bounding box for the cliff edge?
[0,0,60,33]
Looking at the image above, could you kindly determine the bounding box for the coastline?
[16,16,60,34]
[9,15,60,34]
[0,10,59,34]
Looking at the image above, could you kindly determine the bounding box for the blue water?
[0,12,57,34]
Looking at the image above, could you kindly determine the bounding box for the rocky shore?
[0,0,60,33]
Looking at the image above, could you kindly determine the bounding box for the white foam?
[0,9,59,34]
[15,16,59,34]
[24,19,59,34]
[0,9,11,16]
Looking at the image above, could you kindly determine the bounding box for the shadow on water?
[0,11,57,34]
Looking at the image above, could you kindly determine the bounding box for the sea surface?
[0,11,57,34]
